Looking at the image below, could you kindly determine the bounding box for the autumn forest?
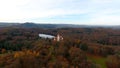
[0,26,120,68]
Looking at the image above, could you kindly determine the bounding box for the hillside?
[0,22,120,29]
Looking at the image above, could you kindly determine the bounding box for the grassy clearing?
[87,54,106,68]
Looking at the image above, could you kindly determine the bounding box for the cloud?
[0,0,90,21]
[0,0,120,25]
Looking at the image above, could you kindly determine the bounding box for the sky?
[0,0,120,25]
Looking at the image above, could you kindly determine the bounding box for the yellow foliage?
[14,50,39,58]
[14,52,19,58]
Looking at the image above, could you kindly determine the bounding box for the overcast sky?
[0,0,120,25]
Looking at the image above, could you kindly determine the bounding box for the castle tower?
[54,34,63,42]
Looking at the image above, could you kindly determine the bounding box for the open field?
[87,54,106,68]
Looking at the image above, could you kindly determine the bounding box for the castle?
[39,33,63,42]
[54,34,63,42]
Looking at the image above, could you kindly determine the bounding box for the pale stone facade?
[54,34,63,41]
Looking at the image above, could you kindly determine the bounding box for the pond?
[39,34,55,39]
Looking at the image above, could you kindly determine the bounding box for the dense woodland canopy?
[0,27,120,68]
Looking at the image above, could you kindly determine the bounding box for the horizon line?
[0,22,120,26]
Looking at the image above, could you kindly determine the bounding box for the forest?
[0,27,120,68]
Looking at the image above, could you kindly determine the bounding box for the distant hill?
[18,23,82,28]
[0,22,19,27]
[19,23,39,28]
[0,22,120,29]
